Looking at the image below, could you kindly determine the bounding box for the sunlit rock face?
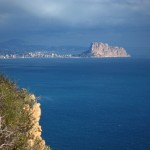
[24,94,50,150]
[82,42,130,57]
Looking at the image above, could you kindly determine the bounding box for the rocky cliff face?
[82,42,130,57]
[24,94,50,150]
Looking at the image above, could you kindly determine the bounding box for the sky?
[0,0,150,53]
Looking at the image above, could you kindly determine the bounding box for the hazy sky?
[0,0,150,49]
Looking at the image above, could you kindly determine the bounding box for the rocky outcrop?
[81,42,130,57]
[23,94,50,150]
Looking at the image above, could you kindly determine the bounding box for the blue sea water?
[0,58,150,150]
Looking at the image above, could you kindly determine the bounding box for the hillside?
[0,75,51,150]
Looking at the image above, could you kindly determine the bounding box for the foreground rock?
[80,42,130,57]
[24,94,50,150]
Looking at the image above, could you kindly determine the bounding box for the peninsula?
[80,42,130,57]
[0,41,130,59]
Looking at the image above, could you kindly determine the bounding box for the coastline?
[0,55,131,60]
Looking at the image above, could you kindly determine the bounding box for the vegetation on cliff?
[0,75,51,150]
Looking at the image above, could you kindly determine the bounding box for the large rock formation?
[81,42,130,57]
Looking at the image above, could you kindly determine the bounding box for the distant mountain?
[0,39,47,54]
[80,42,130,57]
[47,46,87,55]
[0,39,28,49]
[0,39,87,55]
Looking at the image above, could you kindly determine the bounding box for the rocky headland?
[81,42,130,57]
[0,75,51,150]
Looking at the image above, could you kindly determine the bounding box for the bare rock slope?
[82,42,130,57]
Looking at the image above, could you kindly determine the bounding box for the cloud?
[0,0,150,48]
[22,0,150,27]
[0,0,150,28]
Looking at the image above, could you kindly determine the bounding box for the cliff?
[23,95,50,150]
[0,75,51,150]
[81,42,130,57]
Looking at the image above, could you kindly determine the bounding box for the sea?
[0,58,150,150]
